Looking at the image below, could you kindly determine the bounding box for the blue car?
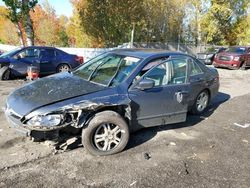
[0,46,83,80]
[4,49,219,155]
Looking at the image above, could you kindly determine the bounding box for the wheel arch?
[80,104,131,130]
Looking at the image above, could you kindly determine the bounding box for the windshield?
[73,53,142,86]
[0,47,21,58]
[226,47,246,54]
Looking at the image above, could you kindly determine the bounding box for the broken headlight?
[27,114,62,127]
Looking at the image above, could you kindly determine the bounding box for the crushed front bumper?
[4,108,62,140]
[4,108,31,136]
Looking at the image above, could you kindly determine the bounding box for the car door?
[128,58,191,128]
[188,58,206,104]
[11,48,40,76]
[38,49,57,75]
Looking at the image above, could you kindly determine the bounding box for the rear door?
[188,58,206,104]
[128,58,191,128]
[38,49,57,75]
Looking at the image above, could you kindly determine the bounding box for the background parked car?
[0,46,84,80]
[197,47,226,65]
[213,46,250,70]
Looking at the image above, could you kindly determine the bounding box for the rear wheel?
[57,64,70,73]
[82,111,129,156]
[0,66,11,80]
[191,90,209,115]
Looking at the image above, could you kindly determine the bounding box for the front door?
[128,58,190,128]
[11,48,40,76]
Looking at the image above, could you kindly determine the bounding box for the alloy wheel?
[58,64,70,72]
[2,70,10,80]
[196,91,209,112]
[93,123,122,151]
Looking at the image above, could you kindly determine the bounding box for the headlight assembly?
[233,56,240,61]
[27,114,62,127]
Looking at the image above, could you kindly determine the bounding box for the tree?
[2,0,37,46]
[184,0,209,46]
[30,1,70,46]
[0,6,19,45]
[74,0,145,47]
[201,0,249,45]
[72,0,188,47]
[66,2,94,47]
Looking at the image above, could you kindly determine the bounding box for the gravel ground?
[0,68,249,187]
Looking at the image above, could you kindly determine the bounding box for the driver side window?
[142,59,188,87]
[144,63,169,86]
[14,48,39,59]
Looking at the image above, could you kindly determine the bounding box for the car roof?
[23,46,59,50]
[229,46,250,48]
[110,48,187,59]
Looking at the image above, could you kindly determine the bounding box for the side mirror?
[136,79,155,90]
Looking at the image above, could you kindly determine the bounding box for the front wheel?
[0,66,11,80]
[82,111,129,156]
[191,90,209,115]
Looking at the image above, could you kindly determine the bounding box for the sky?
[0,0,73,17]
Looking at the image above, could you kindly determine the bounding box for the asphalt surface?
[0,69,249,187]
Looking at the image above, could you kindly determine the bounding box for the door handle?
[41,61,49,63]
[190,77,204,83]
[196,78,204,82]
[175,91,188,103]
[176,91,189,95]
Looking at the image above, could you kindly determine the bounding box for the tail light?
[75,56,84,64]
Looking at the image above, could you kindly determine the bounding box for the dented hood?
[7,72,106,116]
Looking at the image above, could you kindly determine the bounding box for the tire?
[240,62,247,70]
[57,64,70,73]
[0,66,11,80]
[82,111,129,156]
[191,90,210,115]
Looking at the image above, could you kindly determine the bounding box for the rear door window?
[189,59,203,76]
[40,49,56,59]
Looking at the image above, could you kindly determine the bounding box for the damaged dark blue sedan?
[4,49,219,155]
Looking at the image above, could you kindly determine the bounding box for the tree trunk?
[16,22,25,46]
[22,0,34,46]
[24,14,34,46]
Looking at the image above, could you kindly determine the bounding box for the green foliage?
[77,0,145,47]
[0,0,249,47]
[2,0,38,46]
[0,6,19,45]
[200,0,249,45]
[74,0,187,47]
